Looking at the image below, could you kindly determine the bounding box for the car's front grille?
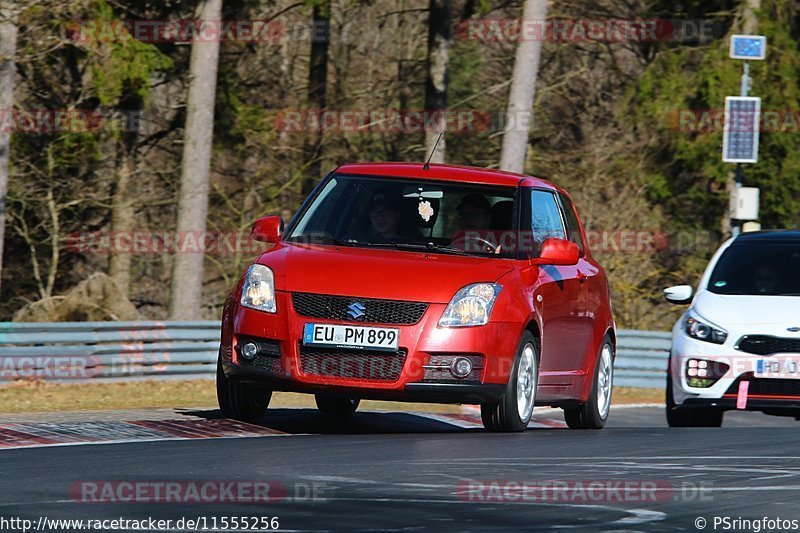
[292,292,428,325]
[736,335,800,356]
[724,374,800,398]
[298,343,407,381]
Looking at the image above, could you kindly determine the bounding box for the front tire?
[564,336,614,429]
[315,395,360,417]
[666,372,723,427]
[481,332,538,432]
[216,352,271,422]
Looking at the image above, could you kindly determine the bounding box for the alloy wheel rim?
[516,343,536,422]
[596,344,613,419]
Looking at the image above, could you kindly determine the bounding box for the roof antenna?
[422,132,444,170]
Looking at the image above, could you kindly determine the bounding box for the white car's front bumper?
[670,318,800,411]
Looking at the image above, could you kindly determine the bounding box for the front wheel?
[481,332,538,432]
[666,372,723,427]
[564,337,614,429]
[315,395,360,417]
[216,352,271,422]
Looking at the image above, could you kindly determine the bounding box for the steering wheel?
[450,233,499,254]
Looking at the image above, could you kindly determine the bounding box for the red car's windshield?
[285,174,519,258]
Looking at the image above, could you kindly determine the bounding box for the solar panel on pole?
[722,96,761,164]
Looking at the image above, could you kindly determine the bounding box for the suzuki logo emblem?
[347,302,366,320]
[789,327,800,332]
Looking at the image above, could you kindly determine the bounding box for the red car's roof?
[334,162,558,190]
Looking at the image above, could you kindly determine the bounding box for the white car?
[664,230,800,427]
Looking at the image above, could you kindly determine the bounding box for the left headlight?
[439,283,501,327]
[683,310,727,344]
[240,264,276,313]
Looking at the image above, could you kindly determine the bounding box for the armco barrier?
[0,321,220,383]
[615,329,671,389]
[0,322,671,388]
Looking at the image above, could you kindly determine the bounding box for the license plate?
[302,323,399,352]
[755,357,800,379]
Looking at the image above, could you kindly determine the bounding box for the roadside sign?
[729,35,767,60]
[722,96,761,163]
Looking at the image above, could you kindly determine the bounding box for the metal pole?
[731,61,750,237]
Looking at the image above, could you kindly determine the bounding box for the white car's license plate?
[755,357,800,379]
[302,323,399,352]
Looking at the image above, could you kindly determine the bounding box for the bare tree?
[108,107,142,296]
[499,0,548,174]
[424,0,451,164]
[169,0,223,320]
[0,2,17,296]
[301,0,331,196]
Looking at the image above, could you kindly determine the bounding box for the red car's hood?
[258,243,514,304]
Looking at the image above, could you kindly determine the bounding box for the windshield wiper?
[346,241,467,255]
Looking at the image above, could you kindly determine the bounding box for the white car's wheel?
[666,371,723,427]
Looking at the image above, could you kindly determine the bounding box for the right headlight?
[439,283,501,327]
[240,264,276,313]
[683,310,727,344]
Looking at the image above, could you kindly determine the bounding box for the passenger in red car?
[347,193,420,243]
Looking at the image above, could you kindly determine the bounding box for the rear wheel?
[481,332,538,432]
[564,336,614,429]
[315,395,360,417]
[666,372,723,427]
[216,352,271,422]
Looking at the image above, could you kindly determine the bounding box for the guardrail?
[0,321,220,383]
[615,329,671,389]
[0,322,671,388]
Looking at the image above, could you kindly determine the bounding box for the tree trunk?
[168,0,223,320]
[108,143,136,294]
[0,4,18,297]
[424,0,451,164]
[499,0,548,174]
[301,0,330,196]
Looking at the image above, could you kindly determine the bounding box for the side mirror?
[537,238,580,266]
[251,216,283,244]
[664,285,693,305]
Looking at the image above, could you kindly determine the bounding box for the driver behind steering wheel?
[451,194,498,253]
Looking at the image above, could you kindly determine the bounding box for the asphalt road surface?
[1,406,799,532]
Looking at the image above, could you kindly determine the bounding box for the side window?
[558,192,585,255]
[531,190,566,242]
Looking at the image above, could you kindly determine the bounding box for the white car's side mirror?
[664,285,694,305]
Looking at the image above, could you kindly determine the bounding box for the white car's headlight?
[683,310,727,344]
[240,264,276,313]
[439,283,501,327]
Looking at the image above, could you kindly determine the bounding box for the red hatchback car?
[217,163,616,431]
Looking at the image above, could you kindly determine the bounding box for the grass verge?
[0,380,663,414]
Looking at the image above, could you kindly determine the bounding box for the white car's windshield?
[286,174,519,258]
[708,240,800,296]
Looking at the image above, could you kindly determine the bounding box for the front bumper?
[222,292,520,404]
[670,326,800,413]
